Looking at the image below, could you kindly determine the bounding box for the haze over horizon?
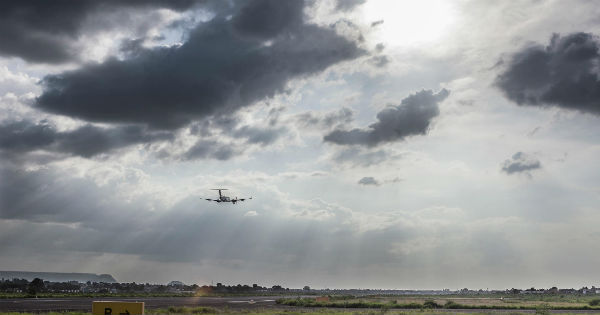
[1,0,600,290]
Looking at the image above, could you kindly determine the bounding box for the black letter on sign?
[105,308,112,315]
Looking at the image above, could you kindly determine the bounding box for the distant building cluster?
[0,278,199,294]
[0,271,599,296]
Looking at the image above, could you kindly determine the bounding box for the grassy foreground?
[1,310,600,315]
[276,297,600,311]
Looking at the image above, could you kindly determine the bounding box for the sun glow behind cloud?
[362,0,456,47]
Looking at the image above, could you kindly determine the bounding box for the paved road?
[0,296,279,312]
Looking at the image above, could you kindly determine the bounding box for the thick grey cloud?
[0,120,173,158]
[335,0,366,12]
[232,0,304,39]
[324,89,449,146]
[34,0,364,129]
[294,107,354,130]
[232,125,284,146]
[358,176,380,186]
[501,152,541,175]
[496,32,600,115]
[182,139,239,161]
[0,0,198,63]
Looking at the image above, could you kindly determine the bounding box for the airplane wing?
[238,197,252,201]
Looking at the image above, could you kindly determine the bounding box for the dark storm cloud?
[34,0,364,129]
[232,0,304,38]
[0,120,173,158]
[358,176,380,186]
[0,0,198,63]
[324,89,449,146]
[496,32,600,115]
[501,152,541,175]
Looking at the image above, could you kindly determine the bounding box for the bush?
[590,299,600,306]
[423,300,440,309]
[191,307,217,314]
[167,306,186,313]
[401,302,423,309]
[535,304,550,315]
[444,301,462,309]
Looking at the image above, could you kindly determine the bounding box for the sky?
[1,0,600,290]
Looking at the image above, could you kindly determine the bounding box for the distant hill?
[0,271,117,283]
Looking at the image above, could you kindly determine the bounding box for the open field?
[2,309,600,315]
[1,295,600,314]
[276,295,600,311]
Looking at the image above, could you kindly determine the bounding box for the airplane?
[204,189,252,204]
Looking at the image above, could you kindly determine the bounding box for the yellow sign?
[92,301,144,315]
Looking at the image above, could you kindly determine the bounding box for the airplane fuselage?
[204,188,250,204]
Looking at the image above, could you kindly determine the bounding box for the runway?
[0,296,279,312]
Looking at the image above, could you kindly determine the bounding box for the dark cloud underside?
[233,0,304,39]
[182,139,238,161]
[0,0,197,63]
[35,0,364,129]
[0,120,172,158]
[496,32,600,115]
[324,89,449,146]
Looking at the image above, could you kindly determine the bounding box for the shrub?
[444,301,462,309]
[535,304,550,315]
[590,299,600,306]
[401,302,422,309]
[167,306,186,313]
[190,307,217,314]
[423,300,440,309]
